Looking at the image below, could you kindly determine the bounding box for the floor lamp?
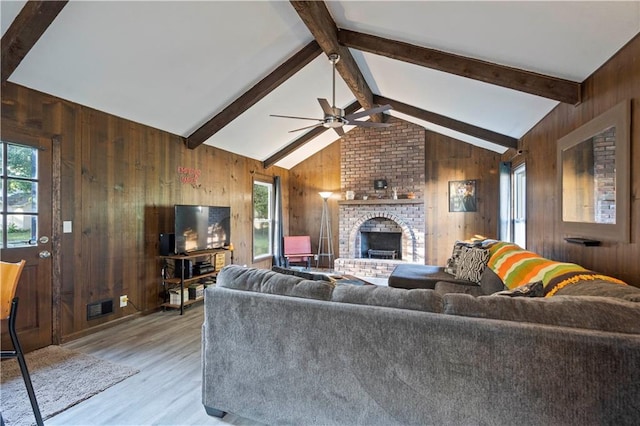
[317,192,334,270]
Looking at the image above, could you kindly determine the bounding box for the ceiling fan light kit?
[271,53,392,135]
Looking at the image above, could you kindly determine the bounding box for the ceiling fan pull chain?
[329,53,340,109]
[332,55,336,108]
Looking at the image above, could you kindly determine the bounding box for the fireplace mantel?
[338,199,423,206]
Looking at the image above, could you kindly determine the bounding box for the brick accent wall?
[341,117,425,199]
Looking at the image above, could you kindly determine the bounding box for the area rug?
[1,345,138,425]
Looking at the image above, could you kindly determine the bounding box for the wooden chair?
[283,236,313,270]
[1,260,43,426]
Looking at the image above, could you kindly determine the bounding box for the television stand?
[159,248,233,315]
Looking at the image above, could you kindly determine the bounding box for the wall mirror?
[557,100,630,242]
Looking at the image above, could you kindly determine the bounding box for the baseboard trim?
[61,308,159,343]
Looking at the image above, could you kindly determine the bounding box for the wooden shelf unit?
[159,248,232,315]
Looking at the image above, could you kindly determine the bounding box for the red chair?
[283,236,313,270]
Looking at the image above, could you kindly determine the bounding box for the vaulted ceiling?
[2,1,639,169]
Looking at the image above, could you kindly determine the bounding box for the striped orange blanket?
[486,242,626,295]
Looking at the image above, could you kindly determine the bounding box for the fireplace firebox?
[360,231,402,259]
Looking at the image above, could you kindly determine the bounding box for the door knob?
[39,250,51,259]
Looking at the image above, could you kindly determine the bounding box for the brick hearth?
[334,258,403,278]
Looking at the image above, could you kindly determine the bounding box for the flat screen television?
[174,205,230,254]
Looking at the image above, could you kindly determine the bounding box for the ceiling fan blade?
[318,98,334,116]
[271,114,323,122]
[349,121,392,128]
[344,104,392,121]
[333,126,345,136]
[288,123,324,133]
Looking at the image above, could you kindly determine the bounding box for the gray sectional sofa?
[202,265,640,425]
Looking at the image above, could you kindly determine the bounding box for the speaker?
[159,233,175,256]
[176,259,193,279]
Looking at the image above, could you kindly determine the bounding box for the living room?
[1,1,639,424]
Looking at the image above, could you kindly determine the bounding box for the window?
[512,164,526,248]
[253,179,273,260]
[1,142,39,248]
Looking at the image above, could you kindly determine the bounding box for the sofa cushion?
[544,270,638,301]
[442,293,640,334]
[293,270,332,282]
[271,265,295,275]
[478,267,506,295]
[455,246,489,283]
[434,281,484,297]
[271,265,331,281]
[331,284,442,313]
[217,265,334,301]
[388,264,475,289]
[549,276,640,302]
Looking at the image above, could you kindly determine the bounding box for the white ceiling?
[2,1,639,169]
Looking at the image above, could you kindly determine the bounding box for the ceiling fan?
[270,53,392,136]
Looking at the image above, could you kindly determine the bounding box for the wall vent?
[87,299,114,320]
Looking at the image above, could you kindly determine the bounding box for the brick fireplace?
[334,118,426,278]
[335,199,425,277]
[338,200,425,261]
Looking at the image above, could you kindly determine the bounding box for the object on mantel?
[564,237,601,246]
[338,198,422,205]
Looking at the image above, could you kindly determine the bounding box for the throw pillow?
[493,281,543,297]
[455,246,489,283]
[444,241,466,275]
[444,256,457,275]
[444,240,480,275]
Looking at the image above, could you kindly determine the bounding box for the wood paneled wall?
[1,82,289,341]
[518,34,640,287]
[424,130,502,264]
[288,140,340,257]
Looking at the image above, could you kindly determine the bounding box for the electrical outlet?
[120,295,128,308]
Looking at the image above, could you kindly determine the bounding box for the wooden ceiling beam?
[375,95,518,149]
[1,1,68,84]
[186,40,322,149]
[289,1,382,122]
[340,29,581,105]
[263,100,361,169]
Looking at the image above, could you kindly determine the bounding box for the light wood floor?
[47,304,260,426]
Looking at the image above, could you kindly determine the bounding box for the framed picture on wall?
[449,180,477,212]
